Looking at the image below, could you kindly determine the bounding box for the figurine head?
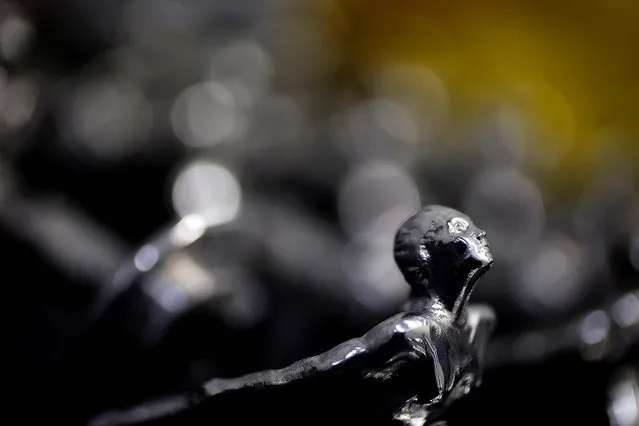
[394,205,493,316]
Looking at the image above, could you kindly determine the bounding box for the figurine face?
[428,215,493,316]
[446,216,493,269]
[416,214,493,273]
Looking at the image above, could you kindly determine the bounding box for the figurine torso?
[195,303,478,425]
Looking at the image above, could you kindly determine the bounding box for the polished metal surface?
[89,205,496,426]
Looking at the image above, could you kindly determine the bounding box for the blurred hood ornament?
[89,205,496,426]
[486,290,639,368]
[608,366,639,426]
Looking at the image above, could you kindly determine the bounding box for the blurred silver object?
[486,290,639,367]
[515,232,592,317]
[59,72,155,161]
[608,367,639,426]
[92,158,265,340]
[0,1,34,64]
[171,159,242,224]
[0,168,128,285]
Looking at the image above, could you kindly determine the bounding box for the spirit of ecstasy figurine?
[90,205,496,426]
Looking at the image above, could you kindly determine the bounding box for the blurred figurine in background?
[90,205,496,426]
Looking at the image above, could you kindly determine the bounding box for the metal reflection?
[100,158,250,332]
[608,367,639,426]
[171,160,242,225]
[89,206,496,426]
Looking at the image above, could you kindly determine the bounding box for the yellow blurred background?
[321,0,639,199]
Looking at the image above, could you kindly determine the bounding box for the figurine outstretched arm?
[89,315,403,426]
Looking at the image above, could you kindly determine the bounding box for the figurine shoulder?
[321,313,436,369]
[360,313,439,343]
[360,312,453,358]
